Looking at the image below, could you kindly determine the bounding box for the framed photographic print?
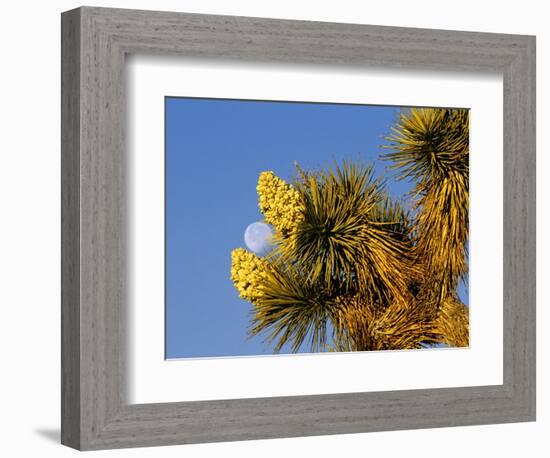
[61,6,536,450]
[163,98,471,359]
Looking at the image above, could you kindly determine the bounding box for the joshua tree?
[231,108,470,353]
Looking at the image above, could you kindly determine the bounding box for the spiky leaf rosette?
[384,108,469,185]
[384,108,469,300]
[287,161,416,304]
[248,262,339,353]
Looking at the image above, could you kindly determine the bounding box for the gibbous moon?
[244,222,274,255]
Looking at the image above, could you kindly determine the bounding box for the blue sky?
[165,97,468,359]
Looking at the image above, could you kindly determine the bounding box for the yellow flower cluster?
[230,248,269,303]
[257,171,303,234]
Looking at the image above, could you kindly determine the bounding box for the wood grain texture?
[60,8,81,449]
[61,6,536,450]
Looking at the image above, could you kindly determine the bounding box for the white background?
[0,0,546,457]
[129,58,503,403]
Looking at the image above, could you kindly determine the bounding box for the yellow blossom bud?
[230,248,269,303]
[256,171,303,234]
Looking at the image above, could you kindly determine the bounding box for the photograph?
[165,98,470,358]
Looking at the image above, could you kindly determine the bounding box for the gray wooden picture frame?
[61,6,536,451]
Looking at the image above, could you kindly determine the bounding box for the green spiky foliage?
[288,163,415,303]
[384,108,469,301]
[248,262,338,353]
[231,107,470,353]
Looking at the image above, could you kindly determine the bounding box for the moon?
[244,222,274,255]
